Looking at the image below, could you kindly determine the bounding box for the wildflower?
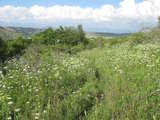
[55,72,59,78]
[7,116,12,120]
[35,116,39,120]
[9,76,14,79]
[35,89,39,92]
[35,113,40,116]
[7,97,12,100]
[3,66,7,69]
[8,101,13,105]
[28,89,31,92]
[36,95,39,98]
[119,69,123,74]
[43,110,47,114]
[15,108,21,112]
[26,101,30,104]
[35,113,40,120]
[72,91,76,94]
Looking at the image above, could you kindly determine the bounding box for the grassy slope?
[82,43,160,120]
[0,26,42,40]
[0,27,22,40]
[1,40,160,119]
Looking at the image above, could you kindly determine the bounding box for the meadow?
[1,24,160,120]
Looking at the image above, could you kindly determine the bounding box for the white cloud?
[0,0,160,32]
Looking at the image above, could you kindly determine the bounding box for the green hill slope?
[0,26,42,40]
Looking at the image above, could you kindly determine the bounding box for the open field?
[1,24,160,120]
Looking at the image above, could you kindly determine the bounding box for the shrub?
[32,25,88,47]
[32,27,56,45]
[87,37,105,49]
[129,32,147,45]
[0,37,7,62]
[7,37,31,58]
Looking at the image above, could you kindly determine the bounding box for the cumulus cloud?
[0,0,160,32]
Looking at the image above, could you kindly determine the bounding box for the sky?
[0,0,160,33]
[0,0,143,8]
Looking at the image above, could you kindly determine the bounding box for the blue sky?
[0,0,159,33]
[0,0,143,8]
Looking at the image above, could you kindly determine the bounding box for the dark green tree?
[32,28,56,44]
[77,25,88,45]
[32,25,88,47]
[0,37,7,62]
[7,37,29,57]
[158,16,160,28]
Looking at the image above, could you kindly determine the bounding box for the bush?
[87,37,105,49]
[105,33,147,47]
[129,32,147,46]
[7,37,31,58]
[32,25,88,47]
[32,28,56,45]
[0,37,7,62]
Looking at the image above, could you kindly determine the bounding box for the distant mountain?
[87,32,130,38]
[94,32,130,37]
[0,26,130,40]
[0,26,43,40]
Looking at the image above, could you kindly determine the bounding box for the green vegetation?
[0,37,31,62]
[1,22,160,120]
[0,37,7,62]
[32,25,87,46]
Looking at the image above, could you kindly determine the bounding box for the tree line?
[0,25,88,62]
[32,25,87,46]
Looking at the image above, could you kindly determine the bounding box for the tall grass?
[0,45,99,120]
[82,43,160,120]
[1,39,160,119]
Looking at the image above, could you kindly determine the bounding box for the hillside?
[0,26,42,40]
[0,25,160,120]
[86,32,129,38]
[0,26,129,40]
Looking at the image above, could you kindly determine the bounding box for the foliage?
[0,45,100,120]
[32,27,56,45]
[2,36,160,119]
[7,37,31,58]
[148,18,160,43]
[32,25,88,47]
[87,37,105,49]
[104,32,149,47]
[1,19,160,120]
[128,32,148,46]
[0,37,31,62]
[0,37,7,62]
[82,44,160,120]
